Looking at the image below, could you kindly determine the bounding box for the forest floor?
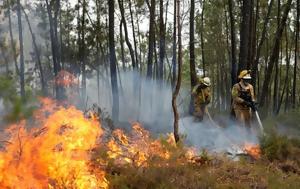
[93,110,300,189]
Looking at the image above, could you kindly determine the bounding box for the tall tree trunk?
[158,0,165,80]
[252,0,274,91]
[118,0,136,69]
[200,0,206,76]
[228,0,237,86]
[146,0,155,78]
[108,0,119,121]
[129,0,139,69]
[238,0,252,72]
[259,0,293,107]
[46,0,61,100]
[189,0,196,114]
[7,0,20,75]
[292,0,299,108]
[22,6,46,94]
[119,20,126,70]
[171,0,177,88]
[172,0,181,143]
[81,0,87,101]
[16,0,25,100]
[277,28,290,114]
[273,0,281,114]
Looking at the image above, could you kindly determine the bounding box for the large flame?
[107,122,174,167]
[0,98,108,189]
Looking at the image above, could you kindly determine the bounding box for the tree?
[259,0,293,107]
[16,0,25,100]
[171,0,177,88]
[238,0,252,72]
[118,0,136,69]
[172,0,182,143]
[292,0,299,108]
[200,0,206,76]
[158,0,165,80]
[228,0,237,87]
[108,0,119,120]
[189,0,197,114]
[146,0,155,78]
[252,0,274,91]
[22,5,46,94]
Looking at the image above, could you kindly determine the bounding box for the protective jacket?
[192,84,211,120]
[231,81,255,127]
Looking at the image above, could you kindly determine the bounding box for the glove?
[244,101,252,107]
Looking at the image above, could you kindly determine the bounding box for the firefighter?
[192,77,211,121]
[231,70,255,128]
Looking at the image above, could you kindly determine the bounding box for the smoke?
[83,69,259,153]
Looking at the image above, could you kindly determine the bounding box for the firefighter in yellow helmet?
[231,70,255,128]
[192,77,211,121]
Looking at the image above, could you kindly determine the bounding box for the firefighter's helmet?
[238,70,251,79]
[202,77,211,87]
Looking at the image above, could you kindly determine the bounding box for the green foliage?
[260,131,300,167]
[0,76,36,123]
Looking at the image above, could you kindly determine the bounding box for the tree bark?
[119,20,126,70]
[228,0,237,86]
[22,6,46,94]
[118,0,136,69]
[7,0,20,75]
[171,0,177,88]
[292,0,299,108]
[238,0,252,72]
[200,0,206,76]
[16,0,25,100]
[128,0,139,69]
[252,0,274,91]
[172,0,181,143]
[259,0,293,107]
[158,0,165,80]
[189,0,197,114]
[108,0,119,121]
[146,0,155,78]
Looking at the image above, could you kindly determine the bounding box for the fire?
[0,98,108,188]
[107,122,172,167]
[55,70,79,87]
[243,143,261,160]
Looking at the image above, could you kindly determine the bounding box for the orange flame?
[0,98,108,188]
[107,122,173,167]
[243,143,261,160]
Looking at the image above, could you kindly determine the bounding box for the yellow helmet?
[238,70,251,79]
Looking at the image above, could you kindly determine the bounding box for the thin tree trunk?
[252,0,274,91]
[108,0,119,121]
[200,0,206,76]
[118,0,136,69]
[22,6,46,94]
[273,0,281,114]
[259,0,293,107]
[238,0,252,72]
[172,0,181,143]
[189,0,196,114]
[16,0,25,100]
[292,0,299,108]
[146,0,155,78]
[46,0,61,99]
[158,0,165,80]
[119,20,126,70]
[171,0,177,88]
[228,0,237,86]
[277,27,290,114]
[129,0,139,69]
[7,0,20,75]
